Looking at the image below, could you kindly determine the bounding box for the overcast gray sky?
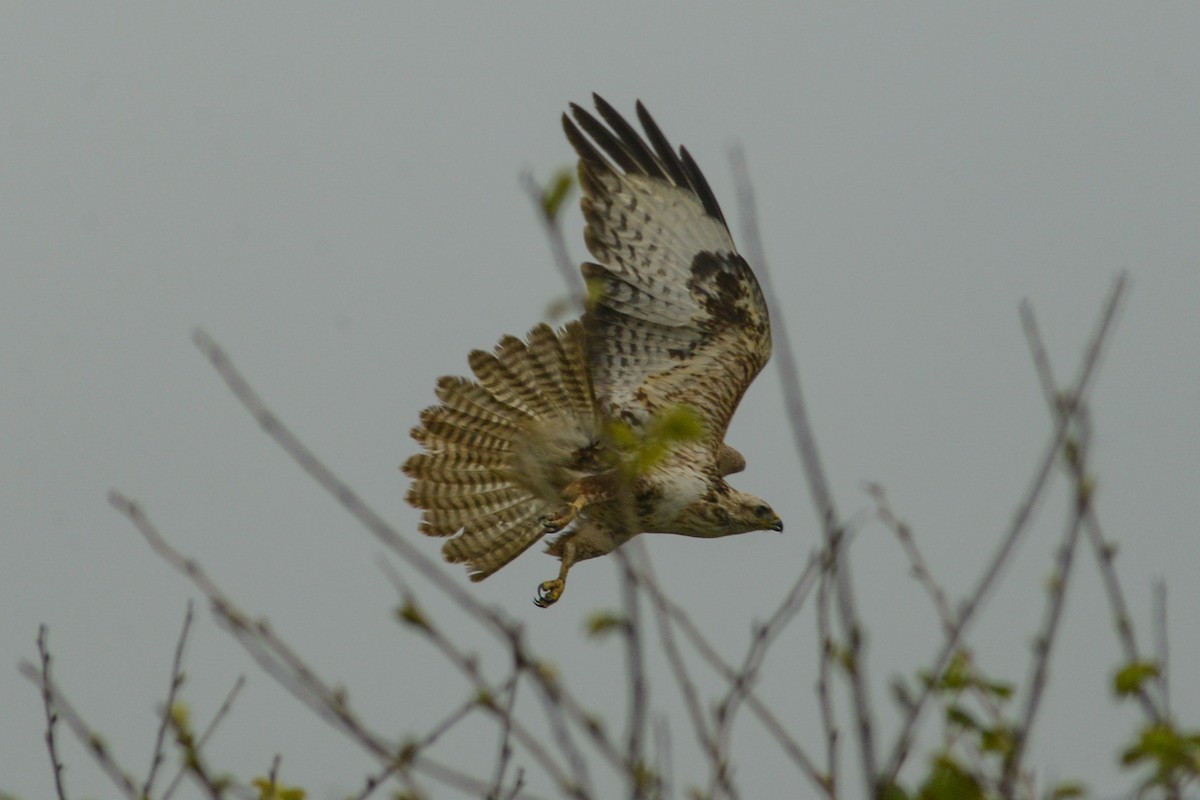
[3,5,1198,798]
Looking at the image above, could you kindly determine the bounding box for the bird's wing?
[563,95,772,446]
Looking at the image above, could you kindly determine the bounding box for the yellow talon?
[539,493,589,532]
[539,509,572,533]
[534,579,565,608]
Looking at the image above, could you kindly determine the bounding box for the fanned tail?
[402,322,596,581]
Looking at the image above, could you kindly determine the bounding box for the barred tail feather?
[403,322,596,581]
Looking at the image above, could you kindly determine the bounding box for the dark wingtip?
[564,95,730,229]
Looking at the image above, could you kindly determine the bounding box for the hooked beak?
[770,518,784,533]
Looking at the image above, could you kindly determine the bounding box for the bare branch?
[633,563,827,792]
[1020,292,1162,723]
[881,273,1130,785]
[20,652,139,800]
[379,563,588,797]
[730,143,877,791]
[163,675,247,800]
[636,553,732,799]
[1155,580,1170,717]
[520,168,584,312]
[714,550,821,782]
[109,492,537,797]
[143,602,194,799]
[815,554,839,796]
[1001,408,1092,793]
[189,328,524,644]
[614,548,651,797]
[33,626,70,800]
[867,484,954,634]
[487,671,521,799]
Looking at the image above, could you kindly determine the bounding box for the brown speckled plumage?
[404,96,782,607]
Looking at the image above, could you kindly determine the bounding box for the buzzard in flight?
[404,95,781,607]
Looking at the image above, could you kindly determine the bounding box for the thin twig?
[520,169,584,310]
[653,716,675,800]
[880,273,1130,786]
[162,675,246,800]
[1154,581,1170,717]
[1019,293,1161,723]
[866,484,954,634]
[815,551,838,796]
[867,483,1010,733]
[633,563,827,792]
[730,143,878,790]
[34,626,70,800]
[190,328,524,643]
[614,548,650,798]
[110,492,529,798]
[526,670,598,793]
[637,552,733,799]
[376,560,584,797]
[501,768,527,800]
[487,670,521,799]
[1000,407,1092,793]
[20,656,140,800]
[144,602,194,799]
[713,549,821,786]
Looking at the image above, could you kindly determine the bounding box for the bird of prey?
[403,94,781,607]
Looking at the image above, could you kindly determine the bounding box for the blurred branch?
[521,168,585,313]
[143,602,194,799]
[867,484,954,634]
[162,675,246,800]
[815,551,839,795]
[21,634,140,800]
[1001,408,1091,793]
[881,273,1130,786]
[636,551,732,799]
[1154,581,1170,718]
[730,143,877,790]
[33,626,70,800]
[380,564,583,797]
[486,667,522,800]
[1018,293,1161,723]
[614,548,651,798]
[190,329,523,641]
[109,491,531,798]
[633,561,826,792]
[714,550,821,765]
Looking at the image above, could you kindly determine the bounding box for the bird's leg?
[539,475,613,533]
[535,536,579,608]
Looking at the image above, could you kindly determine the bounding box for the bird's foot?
[534,579,565,608]
[539,504,576,533]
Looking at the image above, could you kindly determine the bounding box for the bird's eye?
[753,504,771,517]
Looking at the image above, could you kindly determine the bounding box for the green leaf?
[395,601,429,630]
[610,405,707,478]
[918,754,984,800]
[648,405,705,444]
[1047,781,1087,799]
[1113,660,1160,698]
[944,704,979,731]
[540,168,575,220]
[251,777,307,800]
[584,611,627,639]
[979,725,1015,757]
[984,679,1014,700]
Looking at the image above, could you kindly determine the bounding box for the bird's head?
[728,491,784,535]
[675,484,783,537]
